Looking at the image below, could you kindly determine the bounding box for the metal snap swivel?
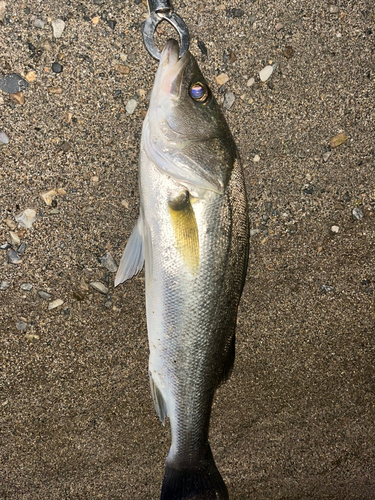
[142,0,190,61]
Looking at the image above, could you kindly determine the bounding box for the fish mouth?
[156,39,190,98]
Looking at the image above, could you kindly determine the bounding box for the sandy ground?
[1,0,374,499]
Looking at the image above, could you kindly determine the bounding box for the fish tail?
[160,445,229,500]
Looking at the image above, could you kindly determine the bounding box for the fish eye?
[189,83,209,103]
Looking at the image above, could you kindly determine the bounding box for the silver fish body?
[116,40,249,500]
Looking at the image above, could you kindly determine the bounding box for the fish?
[115,39,249,500]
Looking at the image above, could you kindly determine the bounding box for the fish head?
[144,39,237,195]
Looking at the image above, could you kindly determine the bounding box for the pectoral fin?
[114,216,144,286]
[149,372,168,425]
[168,191,199,273]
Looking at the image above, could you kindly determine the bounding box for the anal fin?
[149,373,167,425]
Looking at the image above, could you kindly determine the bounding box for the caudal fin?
[160,447,229,500]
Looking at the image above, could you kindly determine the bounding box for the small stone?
[7,248,21,264]
[48,298,63,310]
[25,333,40,342]
[15,208,36,228]
[20,283,33,291]
[114,64,130,75]
[0,73,28,93]
[259,65,274,82]
[121,199,129,208]
[52,19,65,38]
[91,175,99,183]
[92,16,100,25]
[226,8,244,18]
[228,51,237,64]
[104,300,112,309]
[90,281,109,294]
[17,242,26,255]
[0,243,11,250]
[59,141,72,152]
[16,321,27,331]
[0,131,9,144]
[253,154,260,162]
[9,92,25,105]
[282,46,294,59]
[216,73,229,86]
[246,77,255,87]
[107,19,116,29]
[51,62,63,74]
[93,0,104,4]
[275,22,284,31]
[330,133,347,148]
[248,97,254,104]
[126,99,138,115]
[33,18,46,29]
[320,284,334,293]
[99,252,118,273]
[352,207,364,220]
[5,218,16,230]
[0,1,6,22]
[40,188,57,206]
[331,225,339,233]
[49,208,59,215]
[329,5,339,13]
[25,71,37,83]
[65,112,73,123]
[323,151,332,162]
[250,229,261,237]
[38,290,52,300]
[57,188,67,196]
[223,92,235,110]
[0,281,10,291]
[8,231,20,246]
[47,87,63,95]
[198,40,208,56]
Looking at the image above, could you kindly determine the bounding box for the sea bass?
[115,39,249,500]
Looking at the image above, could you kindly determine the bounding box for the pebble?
[107,20,116,30]
[15,208,36,228]
[226,8,244,18]
[0,281,10,291]
[20,283,33,291]
[198,40,208,56]
[331,225,339,233]
[92,16,100,25]
[329,5,339,13]
[215,73,229,86]
[320,284,334,293]
[9,92,25,105]
[8,231,20,246]
[0,243,11,250]
[7,248,21,264]
[0,1,6,22]
[25,333,39,342]
[253,154,260,162]
[115,64,130,75]
[330,133,347,148]
[126,99,138,115]
[5,218,16,230]
[90,281,109,294]
[52,19,65,38]
[0,131,9,144]
[322,151,332,162]
[259,65,274,82]
[0,73,28,94]
[17,242,26,254]
[99,252,118,273]
[38,290,51,300]
[275,22,284,31]
[223,92,235,110]
[16,321,27,331]
[48,299,63,310]
[47,87,63,95]
[25,71,37,83]
[33,18,45,29]
[51,62,63,74]
[121,199,129,208]
[40,188,57,206]
[250,229,261,237]
[246,77,255,87]
[352,207,364,220]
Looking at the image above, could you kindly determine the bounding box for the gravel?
[1,1,374,499]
